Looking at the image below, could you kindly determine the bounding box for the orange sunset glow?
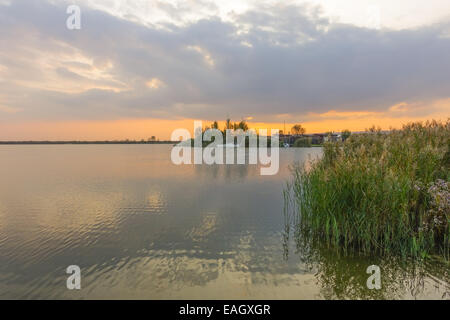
[1,115,448,141]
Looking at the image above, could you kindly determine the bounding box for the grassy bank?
[289,120,450,259]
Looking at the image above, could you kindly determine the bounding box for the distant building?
[324,133,341,142]
[280,132,343,146]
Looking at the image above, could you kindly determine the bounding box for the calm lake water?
[0,145,448,299]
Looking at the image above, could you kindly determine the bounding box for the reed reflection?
[282,199,450,300]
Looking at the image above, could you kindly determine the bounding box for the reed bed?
[290,120,450,259]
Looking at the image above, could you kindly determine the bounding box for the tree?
[341,130,351,141]
[291,124,306,135]
[225,118,232,130]
[237,120,249,131]
[221,118,249,132]
[212,121,219,130]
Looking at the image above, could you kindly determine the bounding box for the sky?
[0,0,449,140]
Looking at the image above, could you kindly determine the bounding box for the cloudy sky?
[0,0,449,140]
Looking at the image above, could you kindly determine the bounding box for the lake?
[0,145,448,299]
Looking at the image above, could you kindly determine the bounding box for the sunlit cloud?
[315,110,379,120]
[146,78,165,89]
[76,0,450,31]
[389,102,409,112]
[186,45,215,67]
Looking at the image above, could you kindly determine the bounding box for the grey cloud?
[0,0,449,123]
